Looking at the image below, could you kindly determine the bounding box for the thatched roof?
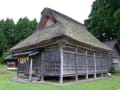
[104,40,120,57]
[12,8,111,51]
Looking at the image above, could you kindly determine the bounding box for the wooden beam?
[60,46,64,84]
[65,41,107,52]
[101,54,104,77]
[94,52,96,78]
[17,62,19,77]
[29,57,33,81]
[14,39,59,53]
[75,48,78,81]
[85,50,88,79]
[41,52,44,81]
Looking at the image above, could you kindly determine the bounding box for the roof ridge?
[41,7,85,26]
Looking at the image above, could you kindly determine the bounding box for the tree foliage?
[0,29,7,51]
[0,17,38,51]
[3,19,15,48]
[0,52,10,64]
[84,0,120,41]
[15,17,37,44]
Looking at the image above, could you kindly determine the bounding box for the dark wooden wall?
[17,44,111,79]
[62,45,110,76]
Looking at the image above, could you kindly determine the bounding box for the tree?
[4,18,15,48]
[0,29,7,51]
[15,17,37,43]
[84,0,120,41]
[114,9,120,39]
[0,19,15,48]
[0,17,38,51]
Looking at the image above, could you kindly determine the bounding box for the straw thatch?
[12,8,111,51]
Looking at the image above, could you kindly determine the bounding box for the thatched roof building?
[11,8,112,84]
[104,40,120,72]
[4,55,17,70]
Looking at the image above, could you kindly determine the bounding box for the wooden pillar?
[60,46,64,84]
[17,70,19,77]
[41,76,44,81]
[41,52,44,81]
[75,48,78,81]
[85,50,88,79]
[101,54,104,77]
[94,52,97,78]
[29,57,33,81]
[17,62,19,77]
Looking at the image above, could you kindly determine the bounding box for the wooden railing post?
[85,50,88,79]
[60,45,64,84]
[41,52,44,81]
[75,48,78,81]
[29,57,33,81]
[94,52,96,78]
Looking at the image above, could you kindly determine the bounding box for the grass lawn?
[0,65,120,90]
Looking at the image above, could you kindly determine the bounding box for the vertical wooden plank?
[41,52,44,81]
[94,52,97,78]
[29,57,33,80]
[17,61,19,77]
[85,50,88,79]
[101,54,104,77]
[75,48,78,81]
[60,45,64,84]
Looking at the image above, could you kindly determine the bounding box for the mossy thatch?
[12,8,111,51]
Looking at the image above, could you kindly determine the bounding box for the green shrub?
[0,52,10,64]
[109,66,117,74]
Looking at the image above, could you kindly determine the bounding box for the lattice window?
[87,55,94,71]
[76,54,86,73]
[43,49,60,75]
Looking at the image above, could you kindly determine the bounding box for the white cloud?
[0,0,94,23]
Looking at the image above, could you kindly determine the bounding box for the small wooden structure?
[5,55,17,70]
[104,40,120,72]
[11,8,112,83]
